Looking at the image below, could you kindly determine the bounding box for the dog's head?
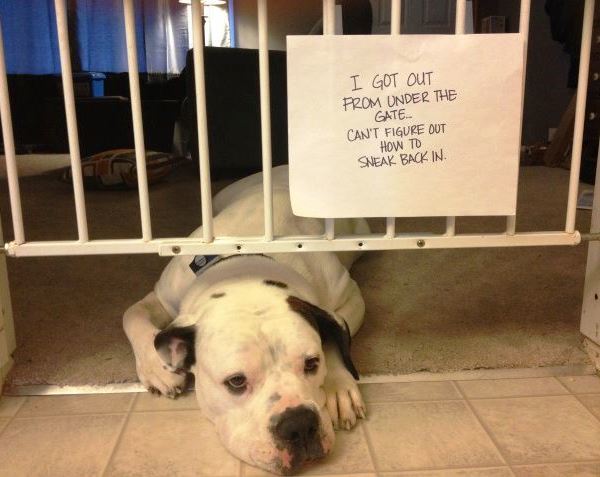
[154,279,357,475]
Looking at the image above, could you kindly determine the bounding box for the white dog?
[123,165,369,475]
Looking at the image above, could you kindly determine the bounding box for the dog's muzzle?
[270,405,326,474]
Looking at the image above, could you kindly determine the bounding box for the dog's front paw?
[323,369,366,430]
[135,347,187,399]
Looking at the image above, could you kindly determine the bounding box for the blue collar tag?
[188,255,220,275]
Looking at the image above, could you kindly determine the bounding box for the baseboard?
[584,338,600,373]
[0,356,14,394]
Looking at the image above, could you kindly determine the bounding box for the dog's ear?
[154,325,196,371]
[287,295,358,380]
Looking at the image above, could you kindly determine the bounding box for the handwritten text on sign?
[345,71,455,168]
[287,35,524,218]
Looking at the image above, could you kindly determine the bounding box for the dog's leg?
[323,343,366,430]
[323,282,367,430]
[123,292,187,398]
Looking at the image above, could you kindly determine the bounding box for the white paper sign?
[287,34,525,218]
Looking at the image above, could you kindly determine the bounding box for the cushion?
[60,149,182,190]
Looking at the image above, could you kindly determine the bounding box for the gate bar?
[0,20,24,244]
[258,0,273,241]
[191,0,214,242]
[507,0,531,236]
[323,0,335,240]
[123,0,152,241]
[386,0,401,239]
[390,0,401,35]
[566,0,595,233]
[55,0,88,242]
[4,231,581,258]
[446,0,468,237]
[323,0,334,34]
[455,0,466,35]
[506,215,517,235]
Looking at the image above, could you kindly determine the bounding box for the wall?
[233,0,575,144]
[233,0,322,50]
[477,0,575,145]
[522,0,575,145]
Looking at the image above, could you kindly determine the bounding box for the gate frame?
[581,141,600,363]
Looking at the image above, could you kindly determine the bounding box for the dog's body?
[124,165,369,475]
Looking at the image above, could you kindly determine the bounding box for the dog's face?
[154,282,357,475]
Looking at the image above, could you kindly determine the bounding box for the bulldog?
[123,165,369,475]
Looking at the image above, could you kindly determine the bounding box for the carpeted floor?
[0,159,593,387]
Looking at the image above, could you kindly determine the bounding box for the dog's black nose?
[273,406,320,447]
[270,406,327,473]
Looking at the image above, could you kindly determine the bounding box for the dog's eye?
[224,374,247,394]
[304,356,320,375]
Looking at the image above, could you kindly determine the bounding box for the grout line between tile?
[8,412,128,422]
[450,395,584,404]
[99,393,136,477]
[130,406,200,413]
[366,390,582,403]
[555,376,600,395]
[356,422,377,474]
[0,396,27,438]
[364,398,465,405]
[454,375,577,384]
[571,393,600,425]
[450,381,513,470]
[10,396,29,417]
[551,376,573,394]
[11,409,142,418]
[373,462,520,473]
[128,409,206,417]
[360,417,381,474]
[376,467,515,476]
[511,459,600,469]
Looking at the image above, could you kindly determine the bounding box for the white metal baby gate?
[0,0,599,382]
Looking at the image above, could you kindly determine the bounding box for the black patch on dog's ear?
[154,325,196,370]
[211,292,226,298]
[264,279,288,289]
[287,296,358,380]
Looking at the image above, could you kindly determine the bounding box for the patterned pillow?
[60,149,183,190]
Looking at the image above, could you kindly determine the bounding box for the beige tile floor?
[0,374,599,477]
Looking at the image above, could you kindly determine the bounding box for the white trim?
[3,364,595,396]
[4,383,147,396]
[4,231,581,257]
[581,138,600,347]
[359,364,596,384]
[0,214,15,389]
